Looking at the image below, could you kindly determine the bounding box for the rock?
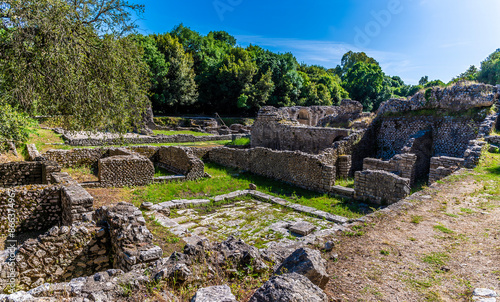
[249,183,257,190]
[191,285,237,302]
[323,241,335,252]
[140,202,154,210]
[275,248,329,289]
[249,273,328,302]
[488,145,499,153]
[0,291,36,302]
[289,221,316,236]
[170,263,192,282]
[473,288,498,297]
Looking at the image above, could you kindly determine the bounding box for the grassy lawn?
[24,128,69,154]
[336,177,355,188]
[133,162,364,219]
[152,130,212,136]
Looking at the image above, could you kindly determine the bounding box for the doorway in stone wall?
[297,109,311,125]
[408,129,434,184]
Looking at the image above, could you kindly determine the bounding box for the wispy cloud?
[235,35,421,83]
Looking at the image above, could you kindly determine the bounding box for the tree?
[0,0,150,134]
[336,51,379,77]
[450,65,478,84]
[133,35,170,113]
[418,76,429,86]
[477,49,500,85]
[342,62,385,111]
[154,34,198,113]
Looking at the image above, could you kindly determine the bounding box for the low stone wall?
[464,140,488,168]
[64,132,247,146]
[44,148,106,169]
[0,185,61,235]
[336,155,351,179]
[98,155,154,187]
[354,170,411,205]
[363,153,417,186]
[486,135,500,146]
[12,223,110,289]
[208,147,336,193]
[429,156,464,184]
[95,202,162,271]
[157,146,205,180]
[0,162,43,187]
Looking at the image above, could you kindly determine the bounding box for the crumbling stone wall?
[251,106,352,154]
[44,148,105,169]
[354,170,411,205]
[98,155,154,187]
[157,146,205,180]
[429,156,464,184]
[208,147,336,193]
[0,162,43,187]
[363,153,417,186]
[95,202,162,271]
[375,116,482,160]
[12,224,110,289]
[336,155,351,179]
[0,185,61,235]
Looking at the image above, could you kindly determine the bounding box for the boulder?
[249,273,328,302]
[191,285,237,302]
[275,248,329,289]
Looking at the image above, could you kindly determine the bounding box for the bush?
[0,103,36,146]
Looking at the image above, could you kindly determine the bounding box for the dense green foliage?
[0,0,149,142]
[0,103,35,145]
[477,49,500,85]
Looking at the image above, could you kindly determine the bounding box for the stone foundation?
[354,170,411,205]
[363,153,417,186]
[208,147,335,193]
[157,146,206,180]
[428,156,464,184]
[0,161,60,187]
[98,155,154,187]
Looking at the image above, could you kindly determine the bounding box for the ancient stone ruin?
[0,82,499,301]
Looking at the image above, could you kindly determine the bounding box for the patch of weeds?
[445,213,459,218]
[459,208,474,214]
[380,250,390,256]
[411,215,424,224]
[433,224,454,234]
[408,237,417,241]
[422,252,449,267]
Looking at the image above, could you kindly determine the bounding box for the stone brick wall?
[375,116,482,160]
[336,155,351,179]
[44,148,106,169]
[354,170,411,205]
[428,156,464,184]
[95,202,162,271]
[363,153,417,186]
[63,132,248,146]
[98,155,154,187]
[0,185,61,235]
[0,162,43,187]
[12,223,110,289]
[208,147,336,193]
[157,146,206,180]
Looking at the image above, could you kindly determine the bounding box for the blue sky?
[135,0,500,85]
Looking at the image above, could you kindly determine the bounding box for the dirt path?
[325,171,500,301]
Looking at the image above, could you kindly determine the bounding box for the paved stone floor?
[148,199,343,249]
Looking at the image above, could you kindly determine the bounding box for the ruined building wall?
[98,155,154,187]
[428,156,464,184]
[354,170,411,205]
[363,153,417,186]
[157,146,206,180]
[208,147,336,193]
[14,224,111,289]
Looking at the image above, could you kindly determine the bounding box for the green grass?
[152,130,212,137]
[24,127,69,155]
[225,137,250,146]
[154,166,175,177]
[133,162,364,219]
[220,117,254,126]
[411,215,424,224]
[335,178,355,188]
[433,224,454,234]
[422,252,449,267]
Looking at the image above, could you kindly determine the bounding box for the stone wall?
[98,155,154,187]
[0,185,61,235]
[336,155,351,179]
[363,153,417,186]
[428,156,464,184]
[157,146,206,180]
[0,162,43,187]
[63,132,248,146]
[95,202,162,271]
[354,170,411,205]
[12,223,110,289]
[208,147,336,193]
[26,144,44,161]
[44,148,106,170]
[375,116,482,160]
